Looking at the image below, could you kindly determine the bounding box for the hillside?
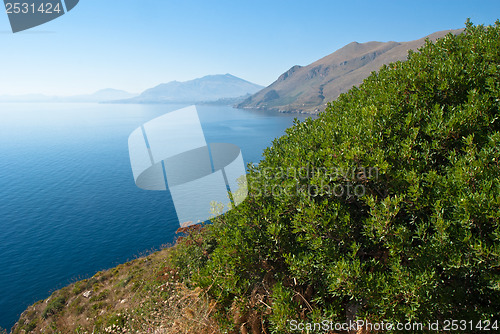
[117,74,264,104]
[238,28,463,113]
[10,234,222,334]
[9,22,500,334]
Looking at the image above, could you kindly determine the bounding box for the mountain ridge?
[116,74,264,104]
[237,28,464,113]
[0,74,263,105]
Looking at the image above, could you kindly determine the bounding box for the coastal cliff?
[10,21,500,334]
[11,228,221,334]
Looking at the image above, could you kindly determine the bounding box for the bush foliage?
[172,21,500,333]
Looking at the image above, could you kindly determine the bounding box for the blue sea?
[0,103,311,330]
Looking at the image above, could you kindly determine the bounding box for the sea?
[0,103,312,330]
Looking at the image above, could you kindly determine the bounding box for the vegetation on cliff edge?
[12,20,500,334]
[171,20,500,333]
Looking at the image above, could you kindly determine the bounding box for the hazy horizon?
[0,0,499,96]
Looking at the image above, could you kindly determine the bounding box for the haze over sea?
[0,103,310,330]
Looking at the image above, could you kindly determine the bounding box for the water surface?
[0,103,311,330]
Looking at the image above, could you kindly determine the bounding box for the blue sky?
[0,0,499,95]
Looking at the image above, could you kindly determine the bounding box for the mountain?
[117,74,264,104]
[0,89,136,103]
[238,29,464,113]
[0,74,263,104]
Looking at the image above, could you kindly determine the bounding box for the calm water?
[0,103,311,330]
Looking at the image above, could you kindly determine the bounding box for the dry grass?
[11,225,369,334]
[11,245,222,334]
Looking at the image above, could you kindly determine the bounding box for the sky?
[0,0,499,96]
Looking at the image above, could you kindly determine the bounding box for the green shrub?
[115,275,132,288]
[106,313,128,328]
[90,289,109,302]
[173,20,500,333]
[23,319,38,332]
[170,224,216,283]
[42,296,67,319]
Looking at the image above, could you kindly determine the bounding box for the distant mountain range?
[1,30,465,111]
[0,89,136,103]
[114,74,264,104]
[0,74,263,105]
[238,29,464,113]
